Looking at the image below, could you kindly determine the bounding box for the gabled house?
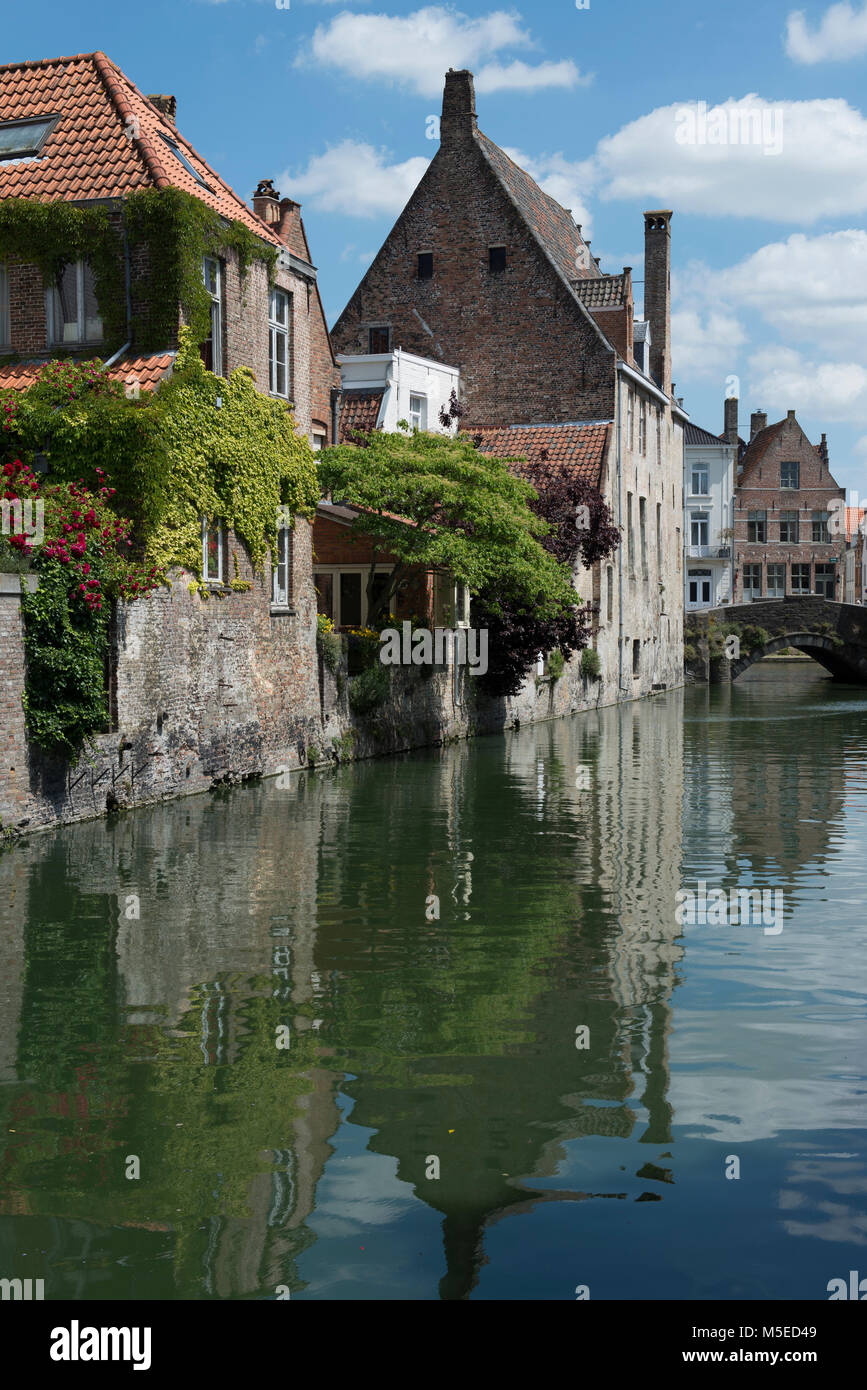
[330,69,685,699]
[683,401,737,610]
[732,406,844,603]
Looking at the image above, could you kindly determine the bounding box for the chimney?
[786,408,796,422]
[441,69,477,148]
[724,395,738,447]
[750,410,767,440]
[252,179,281,226]
[643,211,672,396]
[147,94,176,126]
[277,197,300,249]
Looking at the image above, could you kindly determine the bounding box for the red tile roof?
[572,273,630,308]
[737,420,785,479]
[0,351,175,393]
[0,52,281,247]
[339,389,384,442]
[467,422,611,488]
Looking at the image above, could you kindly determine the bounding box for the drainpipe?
[330,385,341,446]
[615,365,624,693]
[102,217,133,370]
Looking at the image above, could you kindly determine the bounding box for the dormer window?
[0,115,58,160]
[47,261,102,345]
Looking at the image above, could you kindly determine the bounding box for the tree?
[472,457,621,698]
[317,428,580,632]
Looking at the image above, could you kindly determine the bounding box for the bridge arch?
[728,632,867,682]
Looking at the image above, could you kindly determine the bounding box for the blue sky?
[6,0,867,494]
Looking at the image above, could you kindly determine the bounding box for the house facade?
[683,407,737,610]
[330,69,685,701]
[732,407,845,604]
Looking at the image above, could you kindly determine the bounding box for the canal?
[1,662,865,1300]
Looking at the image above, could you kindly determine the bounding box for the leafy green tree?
[318,429,580,630]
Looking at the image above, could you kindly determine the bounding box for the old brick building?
[732,405,845,603]
[331,69,685,699]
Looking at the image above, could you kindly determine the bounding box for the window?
[368,326,391,353]
[417,252,433,280]
[0,115,58,159]
[791,563,811,594]
[409,394,427,430]
[688,571,712,606]
[781,461,800,489]
[743,563,762,599]
[779,510,799,542]
[638,399,647,455]
[0,264,9,348]
[272,521,292,608]
[690,511,709,547]
[656,502,662,571]
[627,492,635,574]
[626,390,634,450]
[606,565,613,623]
[747,510,767,543]
[202,257,222,375]
[202,517,224,584]
[767,563,785,597]
[311,431,326,452]
[639,497,647,577]
[454,582,470,626]
[158,133,213,191]
[812,510,829,542]
[48,261,102,344]
[314,567,393,628]
[488,245,506,273]
[690,464,709,495]
[632,639,640,677]
[269,287,290,397]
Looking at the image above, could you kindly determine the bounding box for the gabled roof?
[738,420,786,478]
[476,132,598,291]
[0,52,281,247]
[467,422,610,488]
[339,389,384,442]
[685,422,730,447]
[0,350,175,393]
[572,273,630,309]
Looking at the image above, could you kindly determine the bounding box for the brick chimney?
[252,179,281,226]
[277,197,301,250]
[750,410,767,439]
[441,69,477,148]
[643,211,672,396]
[147,94,176,126]
[724,395,738,446]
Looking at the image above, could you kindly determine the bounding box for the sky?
[5,0,867,496]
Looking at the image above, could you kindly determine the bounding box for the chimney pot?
[787,408,796,421]
[253,178,282,225]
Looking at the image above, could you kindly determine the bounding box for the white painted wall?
[683,437,735,609]
[338,349,461,435]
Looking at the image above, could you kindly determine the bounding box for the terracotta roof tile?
[737,420,786,479]
[467,422,610,488]
[0,52,281,247]
[339,388,384,441]
[0,350,175,393]
[572,273,629,308]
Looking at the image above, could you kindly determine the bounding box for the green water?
[1,662,866,1300]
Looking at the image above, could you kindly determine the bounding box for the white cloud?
[671,309,747,380]
[282,140,430,217]
[297,6,588,97]
[748,346,867,422]
[500,146,594,233]
[786,3,867,63]
[585,96,867,223]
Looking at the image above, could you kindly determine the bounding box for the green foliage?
[318,628,343,675]
[348,661,390,714]
[318,430,579,629]
[683,643,698,663]
[580,647,600,680]
[546,649,565,681]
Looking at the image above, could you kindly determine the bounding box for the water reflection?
[0,663,866,1299]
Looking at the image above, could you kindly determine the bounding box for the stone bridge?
[684,596,867,683]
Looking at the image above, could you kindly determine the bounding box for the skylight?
[0,115,59,159]
[158,134,213,191]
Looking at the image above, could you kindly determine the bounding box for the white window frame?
[201,516,224,585]
[0,264,9,348]
[269,287,290,398]
[203,257,222,376]
[638,398,647,455]
[47,260,103,345]
[313,564,394,629]
[272,520,292,608]
[766,563,785,597]
[690,511,709,547]
[690,464,709,496]
[408,393,427,431]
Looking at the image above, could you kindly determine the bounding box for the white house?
[683,421,736,610]
[337,348,460,438]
